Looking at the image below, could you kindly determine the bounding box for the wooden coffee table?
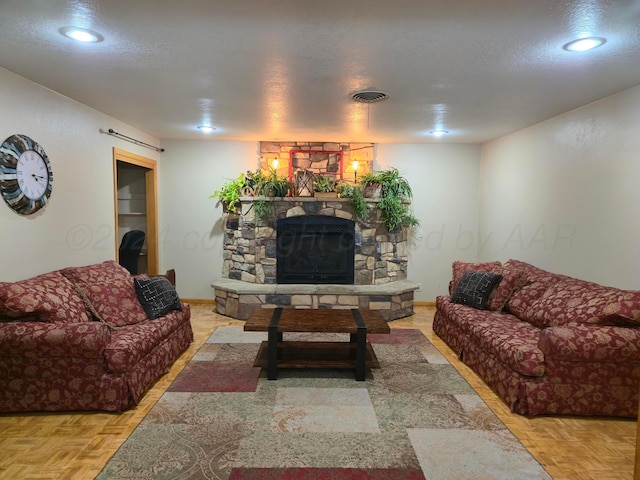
[244,308,390,381]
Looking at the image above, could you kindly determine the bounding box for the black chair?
[118,230,146,274]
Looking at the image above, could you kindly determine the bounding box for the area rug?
[97,327,551,480]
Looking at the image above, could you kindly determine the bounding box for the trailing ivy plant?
[247,168,292,223]
[376,167,413,200]
[357,167,419,231]
[374,168,418,231]
[377,195,419,232]
[251,198,274,225]
[336,181,370,223]
[210,173,246,213]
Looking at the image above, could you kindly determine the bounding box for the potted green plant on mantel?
[340,167,419,231]
[313,175,337,198]
[373,168,419,231]
[257,169,292,197]
[210,173,246,213]
[251,168,293,223]
[359,171,383,198]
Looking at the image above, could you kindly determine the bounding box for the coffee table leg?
[352,310,367,381]
[268,308,283,380]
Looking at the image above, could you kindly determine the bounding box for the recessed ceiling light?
[429,130,449,137]
[59,27,103,43]
[563,37,606,52]
[198,125,216,133]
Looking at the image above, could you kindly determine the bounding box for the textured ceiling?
[0,0,639,143]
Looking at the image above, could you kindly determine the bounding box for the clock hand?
[31,174,46,181]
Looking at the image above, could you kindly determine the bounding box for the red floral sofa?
[0,261,193,412]
[433,259,640,417]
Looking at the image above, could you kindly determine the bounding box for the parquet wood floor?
[0,305,636,479]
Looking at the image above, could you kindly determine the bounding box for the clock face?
[17,150,49,200]
[0,134,53,215]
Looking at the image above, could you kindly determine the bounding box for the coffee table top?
[244,308,390,334]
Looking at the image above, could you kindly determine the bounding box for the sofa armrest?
[538,324,640,363]
[0,321,111,358]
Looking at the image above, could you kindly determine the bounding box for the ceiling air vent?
[351,90,390,103]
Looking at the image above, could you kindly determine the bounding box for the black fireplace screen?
[276,215,355,284]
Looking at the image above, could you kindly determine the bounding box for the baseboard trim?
[182,298,215,305]
[414,300,436,307]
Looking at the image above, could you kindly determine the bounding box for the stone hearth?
[212,278,418,321]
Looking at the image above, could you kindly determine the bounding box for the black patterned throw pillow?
[451,270,503,310]
[134,276,182,319]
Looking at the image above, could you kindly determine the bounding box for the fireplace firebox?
[276,215,355,284]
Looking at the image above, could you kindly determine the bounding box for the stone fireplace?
[276,215,355,284]
[212,196,419,321]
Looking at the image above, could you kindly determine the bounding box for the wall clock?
[0,134,53,215]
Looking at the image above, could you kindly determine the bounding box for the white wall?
[377,144,482,300]
[157,140,259,298]
[0,67,160,281]
[479,85,640,289]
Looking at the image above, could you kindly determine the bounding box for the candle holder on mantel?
[294,169,314,197]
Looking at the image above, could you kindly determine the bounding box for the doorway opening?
[112,148,159,275]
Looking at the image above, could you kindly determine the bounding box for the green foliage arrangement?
[359,167,419,231]
[377,195,420,231]
[211,167,417,232]
[248,167,292,223]
[313,175,335,193]
[251,198,274,225]
[209,173,246,213]
[358,171,384,186]
[351,168,420,232]
[254,168,292,197]
[336,181,369,223]
[376,167,413,200]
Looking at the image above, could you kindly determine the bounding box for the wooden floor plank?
[0,305,636,479]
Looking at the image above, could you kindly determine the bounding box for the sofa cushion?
[104,307,188,372]
[525,280,640,328]
[0,271,91,323]
[450,261,501,294]
[503,260,572,324]
[539,324,640,363]
[464,315,546,377]
[134,276,182,320]
[487,266,528,311]
[451,270,503,310]
[76,278,148,327]
[600,290,640,325]
[60,260,131,286]
[436,296,545,377]
[0,321,111,358]
[451,261,527,311]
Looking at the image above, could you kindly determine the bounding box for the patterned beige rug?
[97,327,551,480]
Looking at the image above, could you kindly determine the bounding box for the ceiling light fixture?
[59,27,103,43]
[429,130,449,137]
[198,125,216,133]
[562,37,606,52]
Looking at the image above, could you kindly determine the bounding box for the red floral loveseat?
[0,261,193,412]
[433,259,640,417]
